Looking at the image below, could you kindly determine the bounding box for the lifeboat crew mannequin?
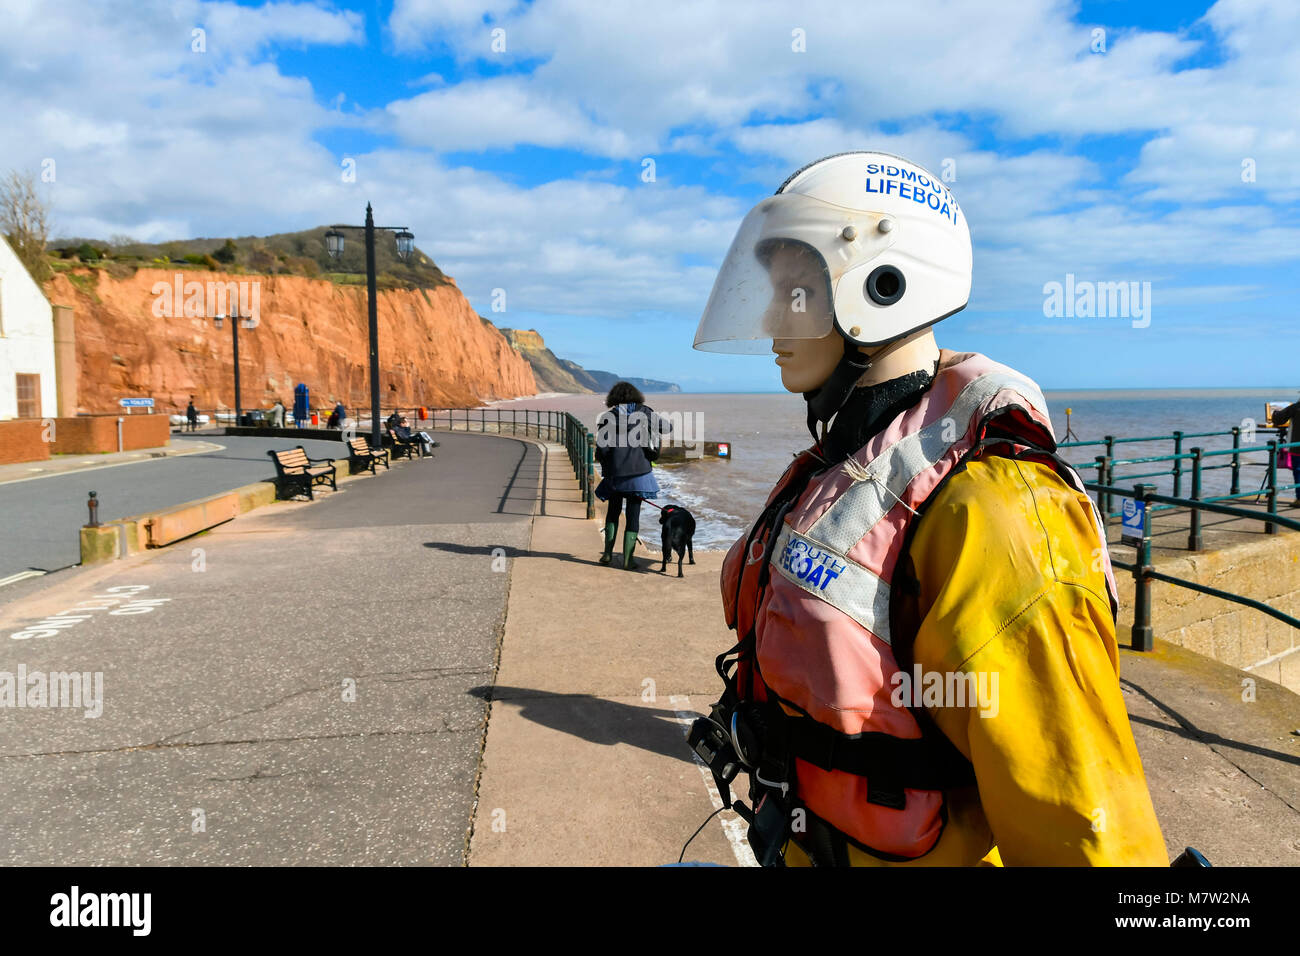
[689,152,1167,866]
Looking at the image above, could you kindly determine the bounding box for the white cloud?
[385,78,639,157]
[389,0,521,50]
[380,0,1300,207]
[4,0,1299,373]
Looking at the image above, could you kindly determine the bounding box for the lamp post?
[213,306,251,424]
[325,204,414,446]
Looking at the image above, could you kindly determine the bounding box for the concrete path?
[1101,493,1300,558]
[469,442,746,867]
[0,431,538,865]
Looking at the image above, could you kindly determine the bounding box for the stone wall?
[1112,530,1300,692]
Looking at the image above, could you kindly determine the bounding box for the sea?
[487,388,1297,550]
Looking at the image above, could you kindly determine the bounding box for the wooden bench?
[267,446,338,500]
[385,424,425,460]
[348,436,390,474]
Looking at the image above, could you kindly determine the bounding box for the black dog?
[659,505,696,577]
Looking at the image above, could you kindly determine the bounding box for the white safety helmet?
[693,151,971,353]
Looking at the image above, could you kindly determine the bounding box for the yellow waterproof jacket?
[785,454,1168,866]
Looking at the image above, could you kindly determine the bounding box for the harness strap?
[781,714,977,790]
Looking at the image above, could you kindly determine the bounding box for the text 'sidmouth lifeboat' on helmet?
[693,152,972,354]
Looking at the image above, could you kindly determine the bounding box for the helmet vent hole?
[866,265,905,305]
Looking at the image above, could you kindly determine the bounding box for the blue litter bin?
[293,383,310,429]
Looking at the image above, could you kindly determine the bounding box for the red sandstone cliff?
[44,268,538,414]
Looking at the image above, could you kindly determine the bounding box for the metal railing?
[1064,425,1295,500]
[1066,427,1300,536]
[426,407,597,518]
[172,404,600,514]
[1089,479,1300,651]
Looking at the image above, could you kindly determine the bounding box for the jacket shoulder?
[907,455,1114,669]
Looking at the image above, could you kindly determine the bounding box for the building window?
[16,373,40,419]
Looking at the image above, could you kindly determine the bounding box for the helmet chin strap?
[803,336,874,444]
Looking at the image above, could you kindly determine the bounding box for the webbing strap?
[779,710,976,791]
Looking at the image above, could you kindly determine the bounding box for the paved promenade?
[0,432,537,864]
[0,428,1294,865]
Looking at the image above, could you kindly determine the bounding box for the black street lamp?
[325,203,414,446]
[213,306,253,424]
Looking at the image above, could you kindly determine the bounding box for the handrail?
[1090,479,1300,651]
[1071,425,1295,514]
[423,406,598,518]
[1059,426,1282,449]
[1086,482,1300,530]
[1101,438,1300,468]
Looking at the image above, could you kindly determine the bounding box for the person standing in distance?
[594,382,672,570]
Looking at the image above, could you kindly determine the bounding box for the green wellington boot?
[599,522,617,564]
[622,530,639,571]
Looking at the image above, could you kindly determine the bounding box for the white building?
[0,235,56,420]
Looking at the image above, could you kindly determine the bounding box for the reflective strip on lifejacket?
[806,369,1049,555]
[772,524,892,645]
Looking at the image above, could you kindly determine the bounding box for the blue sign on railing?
[119,397,154,408]
[1121,497,1145,546]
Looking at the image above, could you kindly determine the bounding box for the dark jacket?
[595,403,670,479]
[186,403,197,422]
[1273,401,1300,444]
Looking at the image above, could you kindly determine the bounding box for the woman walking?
[594,382,672,570]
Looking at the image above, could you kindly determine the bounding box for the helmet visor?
[692,192,892,354]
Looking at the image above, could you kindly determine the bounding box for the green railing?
[1089,480,1300,651]
[1064,426,1299,538]
[425,407,597,517]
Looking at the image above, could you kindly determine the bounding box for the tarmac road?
[0,431,541,865]
[0,435,346,582]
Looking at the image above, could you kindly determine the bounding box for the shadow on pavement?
[423,541,597,566]
[469,685,696,766]
[1121,678,1300,767]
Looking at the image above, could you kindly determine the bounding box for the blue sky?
[4,0,1298,391]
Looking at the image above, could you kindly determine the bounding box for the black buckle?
[792,721,836,772]
[687,716,740,786]
[866,776,907,810]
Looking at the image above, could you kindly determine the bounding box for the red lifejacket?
[717,350,1117,860]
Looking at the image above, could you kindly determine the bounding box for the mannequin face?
[764,244,843,393]
[772,332,847,393]
[765,246,941,394]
